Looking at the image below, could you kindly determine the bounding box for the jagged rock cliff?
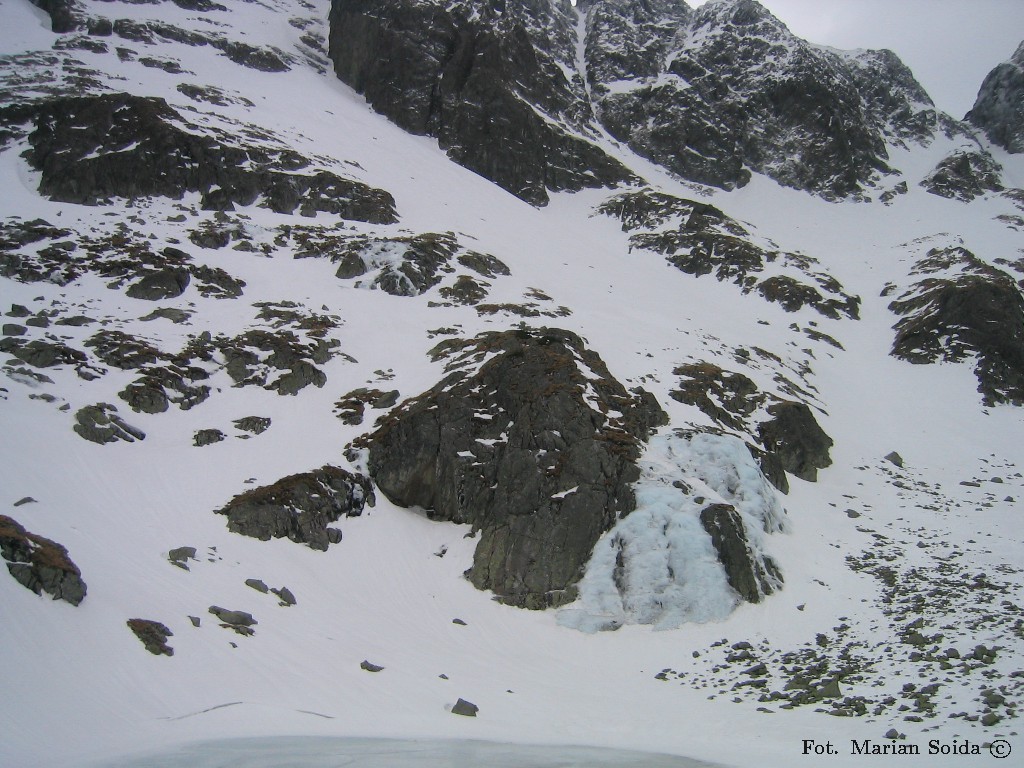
[584,0,936,197]
[328,0,941,201]
[328,0,633,204]
[966,41,1024,153]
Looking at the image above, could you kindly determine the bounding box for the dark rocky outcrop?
[125,266,191,301]
[355,328,667,608]
[966,41,1024,153]
[73,403,146,444]
[216,466,373,551]
[585,0,932,198]
[600,189,860,318]
[921,150,1004,201]
[328,0,633,205]
[670,362,833,489]
[890,247,1024,405]
[30,0,81,33]
[192,430,225,448]
[334,388,401,425]
[3,93,397,222]
[209,606,257,635]
[0,515,86,605]
[700,503,781,603]
[334,232,458,296]
[451,698,479,717]
[126,619,174,656]
[168,546,197,569]
[757,401,833,482]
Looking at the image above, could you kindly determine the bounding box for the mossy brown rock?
[216,465,373,550]
[357,328,666,608]
[0,515,86,605]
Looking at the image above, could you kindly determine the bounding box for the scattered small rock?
[360,660,385,672]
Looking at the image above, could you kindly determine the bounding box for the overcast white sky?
[689,0,1024,118]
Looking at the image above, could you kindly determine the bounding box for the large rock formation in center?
[353,328,667,608]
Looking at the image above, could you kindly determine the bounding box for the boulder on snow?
[355,327,667,609]
[126,618,174,656]
[757,401,833,482]
[215,465,373,551]
[0,515,86,605]
[451,698,479,717]
[73,403,145,444]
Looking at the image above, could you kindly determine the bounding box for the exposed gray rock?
[168,546,197,570]
[585,0,933,198]
[600,189,860,319]
[2,324,25,336]
[208,605,257,626]
[271,585,296,606]
[966,41,1024,153]
[884,451,904,468]
[700,503,781,603]
[216,466,373,551]
[0,515,86,605]
[6,93,397,222]
[0,337,87,369]
[126,618,174,656]
[125,266,191,301]
[360,660,384,672]
[328,0,633,205]
[451,698,479,717]
[921,150,1003,201]
[193,428,225,447]
[73,403,145,444]
[670,362,833,490]
[356,328,666,608]
[245,578,269,593]
[233,416,271,435]
[890,247,1024,406]
[757,402,833,482]
[334,388,401,425]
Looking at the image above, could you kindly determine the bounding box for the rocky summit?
[2,0,1024,765]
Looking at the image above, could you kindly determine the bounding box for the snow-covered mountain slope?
[2,0,1023,766]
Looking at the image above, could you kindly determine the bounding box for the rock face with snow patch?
[0,515,87,605]
[217,466,373,551]
[328,0,633,205]
[600,188,860,318]
[583,0,935,198]
[889,246,1024,406]
[2,93,397,220]
[921,150,1004,201]
[355,328,667,608]
[966,41,1024,154]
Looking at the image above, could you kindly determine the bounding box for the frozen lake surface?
[92,737,723,767]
